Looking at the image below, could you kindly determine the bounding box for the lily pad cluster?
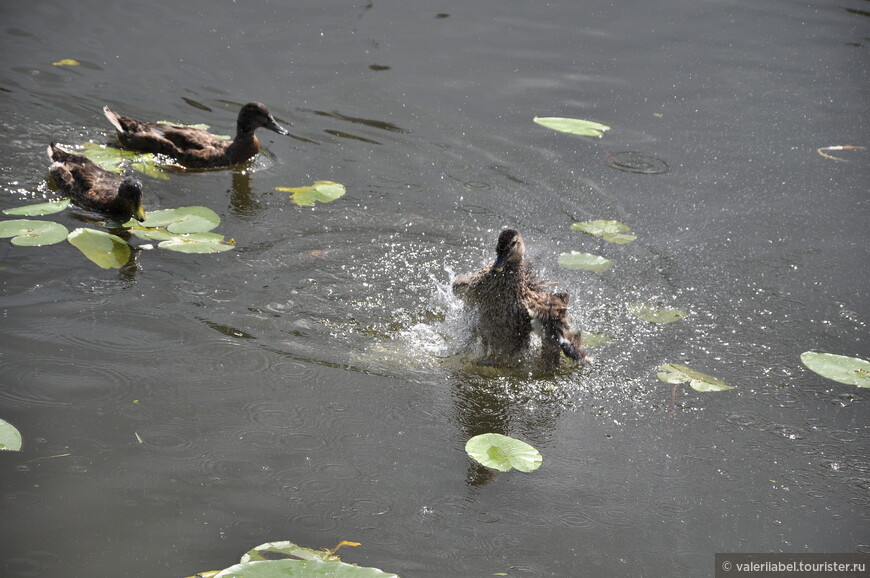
[81,141,168,180]
[183,540,398,578]
[0,203,233,269]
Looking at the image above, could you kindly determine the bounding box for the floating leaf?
[3,199,70,216]
[277,181,347,206]
[158,233,234,253]
[215,559,398,577]
[0,418,22,451]
[52,58,80,66]
[156,121,231,140]
[241,541,337,564]
[0,219,69,246]
[557,251,615,272]
[571,220,636,244]
[656,363,734,392]
[801,352,870,388]
[533,116,610,137]
[67,228,131,269]
[135,206,220,234]
[628,303,687,324]
[581,332,613,348]
[80,142,168,180]
[465,433,542,473]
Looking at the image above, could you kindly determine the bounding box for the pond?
[1,1,868,576]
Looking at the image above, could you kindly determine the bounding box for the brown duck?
[47,143,146,222]
[452,229,586,365]
[102,102,288,169]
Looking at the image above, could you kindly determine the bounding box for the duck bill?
[134,205,147,222]
[266,117,289,136]
[492,255,508,272]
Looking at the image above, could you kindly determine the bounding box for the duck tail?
[102,105,126,133]
[557,332,587,363]
[47,142,70,163]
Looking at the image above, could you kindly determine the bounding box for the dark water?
[1,1,868,576]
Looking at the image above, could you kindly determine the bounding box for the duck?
[47,143,146,222]
[102,102,289,169]
[452,228,586,365]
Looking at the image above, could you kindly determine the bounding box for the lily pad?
[533,116,610,138]
[581,332,613,348]
[81,142,168,180]
[800,352,870,388]
[0,418,22,451]
[656,363,734,392]
[557,251,615,272]
[158,233,235,253]
[3,199,70,216]
[277,181,347,207]
[242,541,339,564]
[135,206,220,234]
[0,219,69,246]
[465,433,542,473]
[156,121,231,140]
[571,220,636,244]
[67,228,131,269]
[215,559,398,578]
[628,303,687,324]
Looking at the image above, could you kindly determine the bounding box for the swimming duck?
[452,229,586,365]
[102,102,289,168]
[47,143,146,222]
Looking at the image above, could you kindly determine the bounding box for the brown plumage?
[103,102,288,168]
[47,143,146,222]
[452,229,586,365]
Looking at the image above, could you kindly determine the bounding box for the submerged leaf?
[628,303,687,324]
[215,559,398,577]
[0,219,69,246]
[136,206,220,234]
[571,220,636,244]
[0,418,22,451]
[801,352,870,388]
[67,228,131,269]
[657,363,734,392]
[156,121,231,140]
[557,251,615,272]
[533,116,610,137]
[158,233,235,253]
[465,433,542,472]
[278,181,347,206]
[3,199,70,217]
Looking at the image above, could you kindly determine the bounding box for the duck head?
[238,102,289,136]
[492,228,525,272]
[119,176,146,222]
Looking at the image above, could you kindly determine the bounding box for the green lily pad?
[156,121,231,140]
[465,433,542,473]
[581,332,613,348]
[135,206,220,234]
[0,219,69,246]
[0,418,22,451]
[67,228,131,269]
[277,181,347,207]
[81,142,168,180]
[628,303,687,324]
[215,559,398,578]
[571,220,636,244]
[3,199,70,216]
[801,352,870,388]
[533,116,610,137]
[158,233,235,253]
[557,251,615,272]
[241,541,337,564]
[656,363,734,392]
